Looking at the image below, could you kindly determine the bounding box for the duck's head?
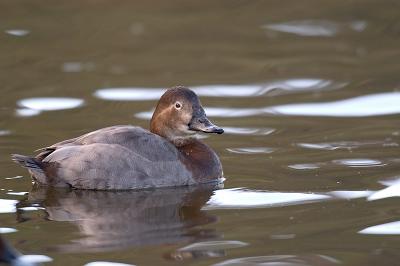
[150,86,223,143]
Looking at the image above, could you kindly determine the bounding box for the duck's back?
[40,126,178,162]
[23,126,197,189]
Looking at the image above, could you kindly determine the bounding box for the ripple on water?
[359,221,400,235]
[179,240,248,251]
[262,19,367,37]
[333,159,385,168]
[221,127,275,136]
[226,147,276,154]
[5,29,30,36]
[268,92,400,117]
[193,79,342,97]
[94,79,342,101]
[84,262,135,266]
[5,176,23,180]
[16,97,84,117]
[213,254,340,266]
[169,240,248,261]
[204,188,330,210]
[297,141,399,150]
[288,163,321,170]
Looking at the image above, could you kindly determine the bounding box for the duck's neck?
[151,126,194,147]
[150,117,196,147]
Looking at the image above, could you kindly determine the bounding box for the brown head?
[150,86,223,144]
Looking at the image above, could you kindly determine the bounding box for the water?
[1,1,400,265]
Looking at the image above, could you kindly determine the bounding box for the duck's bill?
[188,117,224,134]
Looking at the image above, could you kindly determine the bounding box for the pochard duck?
[12,86,224,190]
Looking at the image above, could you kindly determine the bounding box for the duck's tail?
[11,154,44,173]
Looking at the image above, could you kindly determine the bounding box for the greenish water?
[1,1,400,265]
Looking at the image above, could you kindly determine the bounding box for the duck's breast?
[178,140,223,183]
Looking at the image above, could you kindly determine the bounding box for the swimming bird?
[12,86,224,190]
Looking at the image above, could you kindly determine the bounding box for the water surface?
[1,1,400,265]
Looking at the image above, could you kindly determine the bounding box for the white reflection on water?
[379,178,400,187]
[136,92,400,119]
[205,188,375,210]
[223,127,275,136]
[359,221,400,235]
[5,176,23,180]
[288,163,321,170]
[7,191,28,196]
[269,92,400,117]
[0,199,17,213]
[16,108,42,117]
[16,255,53,264]
[5,29,30,36]
[94,79,342,101]
[179,240,248,251]
[16,97,84,117]
[204,188,330,210]
[290,158,385,171]
[264,20,338,36]
[226,147,275,154]
[328,190,373,199]
[333,159,385,168]
[0,227,17,234]
[297,141,398,151]
[368,178,400,201]
[263,20,367,37]
[95,88,162,101]
[18,97,84,111]
[84,262,135,266]
[194,79,338,97]
[213,254,340,266]
[19,206,44,211]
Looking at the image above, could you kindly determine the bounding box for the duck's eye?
[175,102,182,110]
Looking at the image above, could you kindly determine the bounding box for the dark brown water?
[1,1,400,265]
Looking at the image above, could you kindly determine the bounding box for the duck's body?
[12,87,224,190]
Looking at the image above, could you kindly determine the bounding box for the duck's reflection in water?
[24,184,220,253]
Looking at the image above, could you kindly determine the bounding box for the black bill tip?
[212,127,224,134]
